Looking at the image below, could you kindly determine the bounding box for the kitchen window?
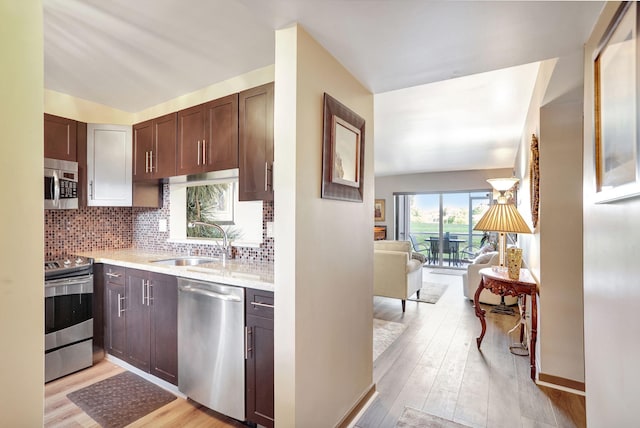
[169,170,263,247]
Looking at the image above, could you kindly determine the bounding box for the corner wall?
[0,1,44,424]
[583,2,640,425]
[515,56,585,386]
[274,24,374,427]
[538,99,584,384]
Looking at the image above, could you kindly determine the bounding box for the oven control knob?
[75,257,84,264]
[63,259,71,265]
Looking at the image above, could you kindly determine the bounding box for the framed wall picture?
[321,93,366,202]
[594,1,640,203]
[529,134,540,228]
[374,199,385,222]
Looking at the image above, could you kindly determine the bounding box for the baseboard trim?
[336,383,377,428]
[537,372,585,395]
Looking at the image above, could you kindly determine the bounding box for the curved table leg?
[530,291,538,380]
[473,278,487,349]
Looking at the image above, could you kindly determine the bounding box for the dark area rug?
[396,407,470,427]
[408,282,448,304]
[67,371,176,427]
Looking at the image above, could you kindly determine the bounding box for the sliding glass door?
[396,190,491,268]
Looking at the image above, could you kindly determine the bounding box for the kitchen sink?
[149,257,218,266]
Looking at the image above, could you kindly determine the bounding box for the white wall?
[0,0,44,424]
[274,24,374,427]
[516,59,555,276]
[374,168,512,238]
[583,2,640,425]
[538,99,584,384]
[514,54,586,387]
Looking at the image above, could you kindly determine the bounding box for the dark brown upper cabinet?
[44,113,77,161]
[133,112,177,181]
[239,83,274,201]
[177,94,238,176]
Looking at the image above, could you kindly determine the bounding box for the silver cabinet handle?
[264,162,268,192]
[202,139,206,165]
[250,301,274,309]
[245,326,253,359]
[89,180,93,199]
[147,281,153,306]
[149,150,154,172]
[141,279,146,305]
[197,141,202,165]
[145,151,150,173]
[117,293,125,318]
[106,272,121,278]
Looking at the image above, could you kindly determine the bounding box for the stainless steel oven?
[44,256,93,382]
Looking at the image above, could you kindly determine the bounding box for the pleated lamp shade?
[474,202,531,234]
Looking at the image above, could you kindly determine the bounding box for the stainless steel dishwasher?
[178,278,245,421]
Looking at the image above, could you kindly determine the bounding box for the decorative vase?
[507,248,523,280]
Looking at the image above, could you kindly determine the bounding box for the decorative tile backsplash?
[45,206,133,259]
[45,184,274,262]
[133,184,274,262]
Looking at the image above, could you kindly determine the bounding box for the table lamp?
[474,178,531,314]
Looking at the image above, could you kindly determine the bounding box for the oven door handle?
[45,274,93,287]
[45,274,94,297]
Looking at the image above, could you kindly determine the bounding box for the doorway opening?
[395,191,491,268]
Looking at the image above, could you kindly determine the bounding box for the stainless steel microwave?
[44,158,79,209]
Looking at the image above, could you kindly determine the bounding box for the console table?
[474,267,538,380]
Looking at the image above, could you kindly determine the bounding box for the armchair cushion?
[473,252,495,265]
[462,252,517,305]
[374,240,423,311]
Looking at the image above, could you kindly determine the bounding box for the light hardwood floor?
[356,270,586,428]
[45,270,585,428]
[44,360,245,427]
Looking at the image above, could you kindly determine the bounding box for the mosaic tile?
[45,184,274,263]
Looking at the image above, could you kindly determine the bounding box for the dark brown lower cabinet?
[246,289,274,428]
[103,264,178,385]
[104,265,127,360]
[125,269,151,372]
[149,271,178,384]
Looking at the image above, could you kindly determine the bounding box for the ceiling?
[43,0,604,176]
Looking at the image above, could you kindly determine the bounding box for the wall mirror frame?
[593,0,640,203]
[321,93,366,202]
[530,134,540,228]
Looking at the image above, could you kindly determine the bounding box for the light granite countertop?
[80,248,274,292]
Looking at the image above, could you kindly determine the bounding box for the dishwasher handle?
[178,284,242,302]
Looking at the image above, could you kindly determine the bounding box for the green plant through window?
[186,183,242,240]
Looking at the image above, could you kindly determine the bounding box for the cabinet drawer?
[104,265,126,285]
[246,289,274,319]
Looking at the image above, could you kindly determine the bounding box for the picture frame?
[374,199,385,222]
[529,134,540,228]
[321,93,366,202]
[594,1,640,203]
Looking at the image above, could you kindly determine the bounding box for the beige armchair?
[374,240,423,312]
[462,252,517,305]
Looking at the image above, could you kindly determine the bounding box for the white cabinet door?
[87,124,132,206]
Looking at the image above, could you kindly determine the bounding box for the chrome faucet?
[187,221,231,261]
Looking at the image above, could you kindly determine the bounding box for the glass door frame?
[394,190,491,268]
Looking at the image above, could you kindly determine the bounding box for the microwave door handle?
[48,174,56,202]
[53,170,60,206]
